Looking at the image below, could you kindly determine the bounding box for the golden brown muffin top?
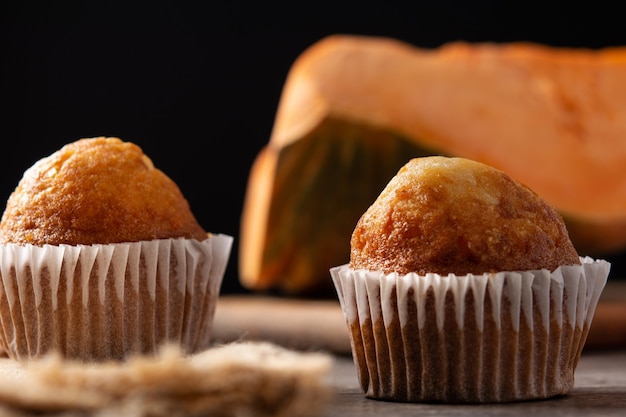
[350,156,580,275]
[0,137,208,246]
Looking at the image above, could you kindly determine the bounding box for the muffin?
[0,137,232,361]
[330,156,609,403]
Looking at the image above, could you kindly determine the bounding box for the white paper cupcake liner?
[330,257,610,403]
[0,234,233,362]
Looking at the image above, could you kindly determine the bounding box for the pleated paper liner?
[331,257,610,403]
[0,234,233,362]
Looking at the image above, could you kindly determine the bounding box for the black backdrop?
[2,1,626,293]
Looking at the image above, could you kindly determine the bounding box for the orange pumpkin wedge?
[240,34,626,295]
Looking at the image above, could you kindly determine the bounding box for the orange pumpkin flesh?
[240,34,626,295]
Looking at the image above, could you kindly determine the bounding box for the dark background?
[2,1,626,293]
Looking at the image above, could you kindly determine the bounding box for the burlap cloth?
[0,341,333,417]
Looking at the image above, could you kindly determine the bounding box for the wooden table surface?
[0,280,623,416]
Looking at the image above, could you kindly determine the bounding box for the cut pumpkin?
[240,34,626,295]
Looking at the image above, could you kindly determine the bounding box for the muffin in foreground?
[330,156,609,403]
[0,137,232,362]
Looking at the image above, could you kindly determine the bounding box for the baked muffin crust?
[350,156,580,275]
[0,137,207,245]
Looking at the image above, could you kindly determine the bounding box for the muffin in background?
[0,137,232,362]
[331,156,609,403]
